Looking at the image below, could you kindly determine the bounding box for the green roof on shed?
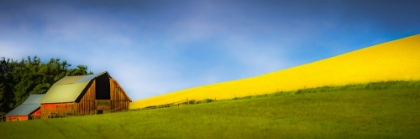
[22,94,45,104]
[5,104,40,116]
[5,94,44,116]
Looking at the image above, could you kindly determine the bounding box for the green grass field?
[1,81,420,139]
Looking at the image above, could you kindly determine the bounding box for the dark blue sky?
[1,0,419,99]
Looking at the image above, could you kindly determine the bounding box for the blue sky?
[1,0,419,100]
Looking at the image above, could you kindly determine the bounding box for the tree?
[0,57,16,115]
[68,65,94,76]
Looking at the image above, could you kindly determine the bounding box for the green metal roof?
[5,104,40,116]
[6,104,40,116]
[39,71,109,104]
[5,94,44,116]
[22,94,45,104]
[54,76,85,84]
[39,82,90,103]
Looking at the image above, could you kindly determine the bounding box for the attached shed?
[39,71,131,119]
[5,94,44,122]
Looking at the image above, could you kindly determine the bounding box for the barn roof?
[39,71,110,104]
[5,94,44,116]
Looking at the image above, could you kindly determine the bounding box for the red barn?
[5,94,44,122]
[39,71,131,119]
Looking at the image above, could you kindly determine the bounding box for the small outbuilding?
[39,71,131,119]
[5,94,44,122]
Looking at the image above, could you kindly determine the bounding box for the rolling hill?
[2,81,419,138]
[130,34,420,109]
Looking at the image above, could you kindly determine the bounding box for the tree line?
[0,56,93,115]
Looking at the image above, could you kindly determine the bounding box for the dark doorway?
[96,74,110,99]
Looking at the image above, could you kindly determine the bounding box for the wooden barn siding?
[95,99,111,113]
[41,103,56,118]
[6,116,28,122]
[31,108,41,119]
[77,80,96,115]
[110,78,130,112]
[41,103,77,118]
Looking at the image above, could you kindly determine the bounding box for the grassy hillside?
[131,34,420,109]
[1,81,420,139]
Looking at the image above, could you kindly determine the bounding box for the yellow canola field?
[130,34,420,109]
